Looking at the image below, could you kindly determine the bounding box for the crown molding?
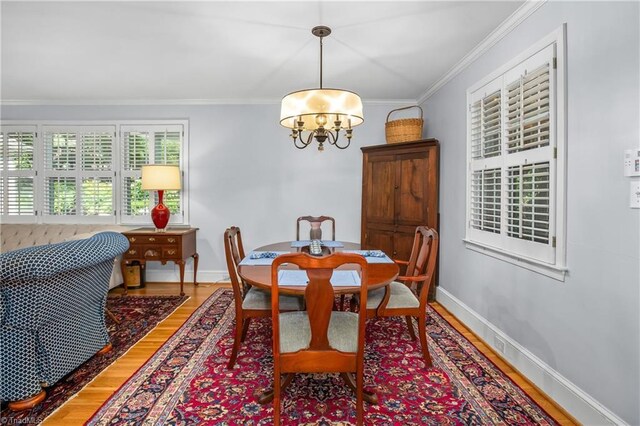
[0,97,417,107]
[0,98,281,106]
[416,0,547,105]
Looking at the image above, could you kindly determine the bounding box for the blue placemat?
[342,250,394,264]
[277,270,361,286]
[238,251,288,266]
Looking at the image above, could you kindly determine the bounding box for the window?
[0,126,37,222]
[121,124,185,224]
[0,120,188,225]
[465,28,566,280]
[43,126,116,222]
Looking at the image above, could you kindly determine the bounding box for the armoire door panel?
[396,151,429,225]
[365,155,396,224]
[393,231,416,262]
[364,228,394,258]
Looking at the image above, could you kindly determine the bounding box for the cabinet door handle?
[128,249,137,255]
[393,250,397,255]
[129,237,136,243]
[168,238,176,243]
[148,237,156,242]
[167,249,177,255]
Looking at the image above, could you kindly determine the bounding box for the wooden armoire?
[360,139,439,296]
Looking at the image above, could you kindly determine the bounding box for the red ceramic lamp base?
[151,190,170,231]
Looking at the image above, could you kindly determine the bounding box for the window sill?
[463,239,567,281]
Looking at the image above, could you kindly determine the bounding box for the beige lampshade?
[280,88,364,130]
[141,165,181,191]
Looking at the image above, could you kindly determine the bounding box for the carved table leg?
[192,253,199,286]
[177,260,186,296]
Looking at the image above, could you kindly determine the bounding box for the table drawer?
[124,245,166,260]
[124,246,142,258]
[126,235,180,245]
[162,247,180,258]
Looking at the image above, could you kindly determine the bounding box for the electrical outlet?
[630,182,640,208]
[494,336,506,354]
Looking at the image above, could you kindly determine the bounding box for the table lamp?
[141,164,181,232]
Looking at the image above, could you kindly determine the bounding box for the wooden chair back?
[403,226,439,305]
[223,226,249,309]
[296,215,336,241]
[271,252,368,371]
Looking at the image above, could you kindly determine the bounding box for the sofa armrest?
[0,232,129,283]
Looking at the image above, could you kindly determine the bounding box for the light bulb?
[315,114,328,127]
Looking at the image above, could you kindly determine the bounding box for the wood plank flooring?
[43,282,577,425]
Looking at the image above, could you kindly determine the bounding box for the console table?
[121,227,199,296]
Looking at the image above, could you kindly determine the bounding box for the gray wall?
[0,102,396,275]
[420,2,639,423]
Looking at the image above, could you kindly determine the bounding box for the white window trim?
[0,119,190,226]
[465,24,567,281]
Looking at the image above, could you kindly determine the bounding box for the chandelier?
[280,26,364,151]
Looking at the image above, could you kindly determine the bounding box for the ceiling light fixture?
[280,26,364,151]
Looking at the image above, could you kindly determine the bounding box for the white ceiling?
[0,1,524,104]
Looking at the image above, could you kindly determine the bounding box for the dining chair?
[296,215,336,241]
[366,226,439,367]
[271,252,369,426]
[223,226,304,369]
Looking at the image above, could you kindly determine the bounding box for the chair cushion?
[242,287,303,311]
[367,281,420,309]
[278,311,358,354]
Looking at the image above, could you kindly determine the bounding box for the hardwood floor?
[43,282,223,425]
[44,282,577,425]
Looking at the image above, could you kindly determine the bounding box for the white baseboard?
[436,287,626,426]
[144,269,228,284]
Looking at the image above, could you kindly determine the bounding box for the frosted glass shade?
[280,88,364,130]
[141,165,181,191]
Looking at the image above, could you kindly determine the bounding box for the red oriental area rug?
[0,295,188,425]
[88,288,558,425]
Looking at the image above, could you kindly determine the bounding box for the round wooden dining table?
[237,241,399,295]
[237,241,399,406]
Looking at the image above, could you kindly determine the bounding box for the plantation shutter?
[470,168,502,234]
[42,126,115,221]
[506,162,550,244]
[467,44,556,264]
[0,126,37,220]
[467,77,503,248]
[120,124,184,224]
[502,44,555,263]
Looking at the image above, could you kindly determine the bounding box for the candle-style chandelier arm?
[328,129,351,149]
[292,130,315,149]
[290,126,352,151]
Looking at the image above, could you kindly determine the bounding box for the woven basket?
[385,105,424,144]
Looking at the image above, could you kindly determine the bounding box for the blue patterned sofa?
[0,231,129,410]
